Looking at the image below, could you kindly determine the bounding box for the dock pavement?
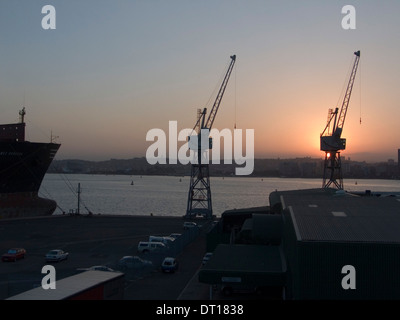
[0,213,213,300]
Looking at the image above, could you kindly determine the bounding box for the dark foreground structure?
[200,188,400,300]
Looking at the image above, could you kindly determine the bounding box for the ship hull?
[0,193,57,219]
[0,141,61,218]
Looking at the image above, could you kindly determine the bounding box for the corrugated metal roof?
[199,244,286,285]
[277,188,400,243]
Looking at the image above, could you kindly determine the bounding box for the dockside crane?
[185,55,236,219]
[320,50,360,189]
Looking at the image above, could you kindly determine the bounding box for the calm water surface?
[40,174,400,217]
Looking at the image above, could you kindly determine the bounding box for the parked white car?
[117,256,153,270]
[45,249,69,262]
[149,236,175,246]
[161,257,179,273]
[137,241,167,253]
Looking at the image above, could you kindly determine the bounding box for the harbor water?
[40,174,400,217]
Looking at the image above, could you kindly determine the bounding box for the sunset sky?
[1,0,399,163]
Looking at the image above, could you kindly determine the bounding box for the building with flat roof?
[271,188,400,299]
[200,188,400,300]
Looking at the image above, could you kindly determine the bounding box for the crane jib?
[204,55,236,130]
[335,51,360,135]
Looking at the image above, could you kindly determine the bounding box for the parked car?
[2,248,26,262]
[162,236,175,245]
[183,221,197,229]
[169,233,182,240]
[161,257,179,273]
[149,236,175,246]
[45,249,69,262]
[117,256,153,270]
[137,241,167,253]
[202,252,213,265]
[77,265,116,272]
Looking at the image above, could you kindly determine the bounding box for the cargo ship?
[0,108,61,218]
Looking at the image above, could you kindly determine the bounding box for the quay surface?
[0,214,212,300]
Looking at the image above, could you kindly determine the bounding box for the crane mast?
[320,50,360,189]
[185,55,236,219]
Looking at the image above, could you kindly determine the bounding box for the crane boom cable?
[203,59,232,110]
[359,59,362,124]
[191,109,203,134]
[321,109,336,137]
[336,51,360,132]
[335,55,355,110]
[191,59,234,136]
[205,55,236,130]
[234,63,237,129]
[57,172,93,213]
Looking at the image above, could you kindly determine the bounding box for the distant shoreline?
[49,157,400,180]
